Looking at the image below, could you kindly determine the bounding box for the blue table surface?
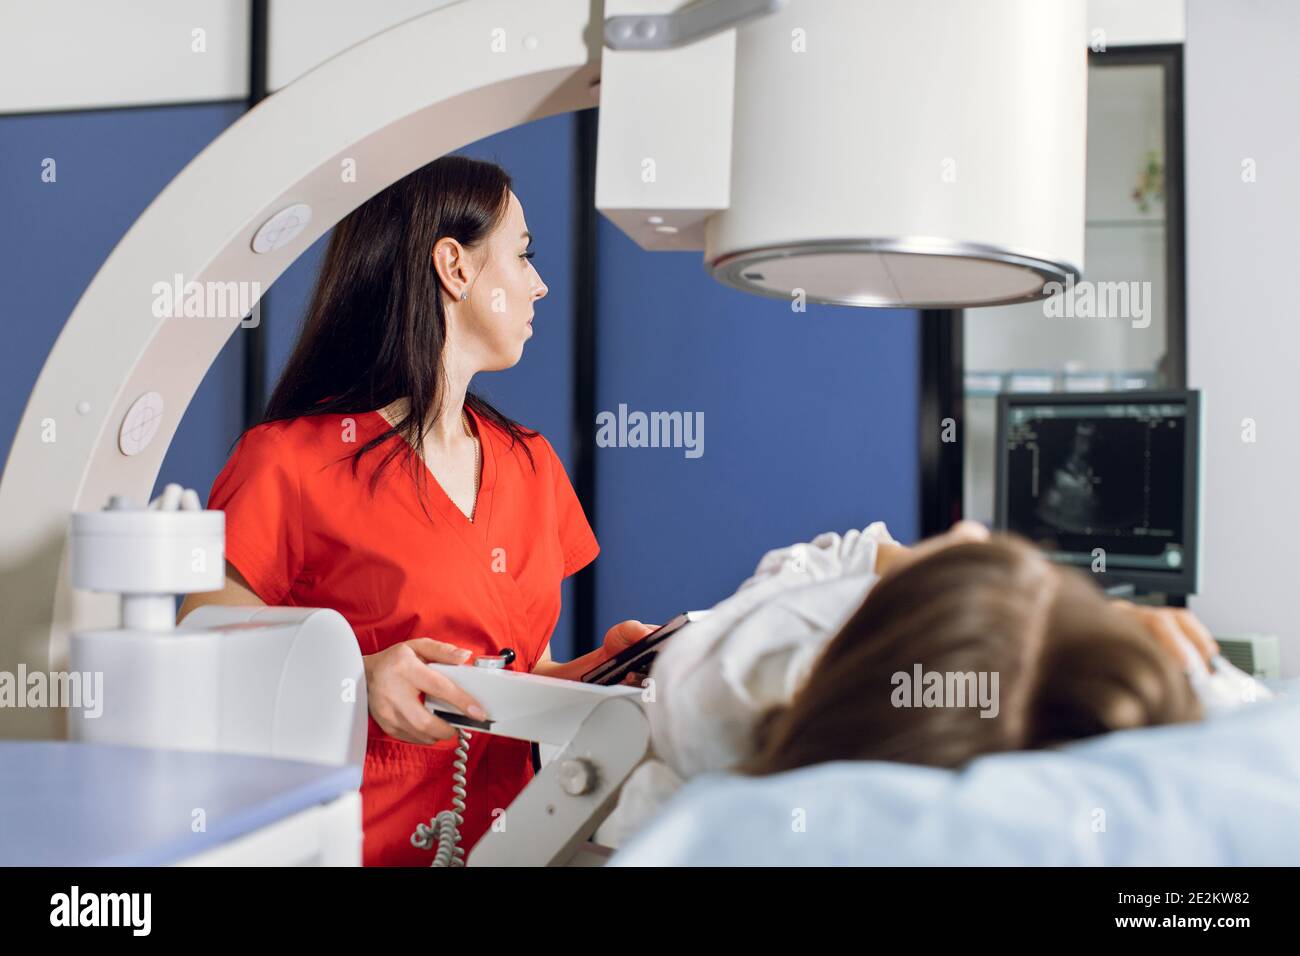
[0,741,362,866]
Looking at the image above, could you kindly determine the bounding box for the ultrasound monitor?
[994,390,1201,596]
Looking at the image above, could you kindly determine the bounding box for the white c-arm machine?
[0,0,1087,864]
[415,665,651,867]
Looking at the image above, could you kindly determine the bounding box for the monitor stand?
[1103,585,1186,608]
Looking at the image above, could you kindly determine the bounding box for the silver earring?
[460,291,468,301]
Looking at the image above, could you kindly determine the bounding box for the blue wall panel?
[0,103,246,504]
[591,222,920,636]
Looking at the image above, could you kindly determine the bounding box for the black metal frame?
[1091,44,1187,388]
[242,0,270,429]
[920,44,1187,538]
[992,389,1201,597]
[571,108,601,653]
[918,310,964,537]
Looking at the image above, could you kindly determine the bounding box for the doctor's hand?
[363,639,488,744]
[603,620,658,686]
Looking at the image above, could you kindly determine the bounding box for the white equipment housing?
[70,604,369,767]
[423,665,652,867]
[66,502,368,766]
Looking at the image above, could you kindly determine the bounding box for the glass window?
[961,51,1183,525]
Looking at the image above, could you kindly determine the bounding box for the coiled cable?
[410,727,473,867]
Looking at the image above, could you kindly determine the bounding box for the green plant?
[1132,149,1165,214]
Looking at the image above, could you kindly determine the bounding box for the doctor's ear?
[430,237,475,303]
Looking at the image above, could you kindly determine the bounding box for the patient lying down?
[742,529,1204,776]
[596,522,1270,847]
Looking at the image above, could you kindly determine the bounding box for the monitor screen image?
[995,392,1200,594]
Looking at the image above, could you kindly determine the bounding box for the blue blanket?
[610,683,1300,866]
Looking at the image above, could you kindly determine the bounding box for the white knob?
[558,758,599,796]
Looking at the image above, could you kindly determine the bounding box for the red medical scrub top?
[206,404,600,865]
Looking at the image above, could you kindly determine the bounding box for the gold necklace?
[462,409,479,520]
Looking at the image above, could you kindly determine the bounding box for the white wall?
[0,0,1187,114]
[1186,0,1300,675]
[0,0,249,112]
[0,0,460,113]
[1088,0,1184,45]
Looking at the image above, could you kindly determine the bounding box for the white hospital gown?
[596,521,894,847]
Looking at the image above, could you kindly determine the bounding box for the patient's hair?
[740,535,1202,776]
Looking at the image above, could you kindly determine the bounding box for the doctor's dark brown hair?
[740,536,1202,776]
[258,154,538,507]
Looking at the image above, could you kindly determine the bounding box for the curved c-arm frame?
[0,0,602,738]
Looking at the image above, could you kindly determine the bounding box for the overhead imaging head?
[0,0,1088,738]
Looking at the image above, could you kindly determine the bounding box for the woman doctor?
[178,156,655,866]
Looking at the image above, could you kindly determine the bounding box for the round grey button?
[558,758,598,796]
